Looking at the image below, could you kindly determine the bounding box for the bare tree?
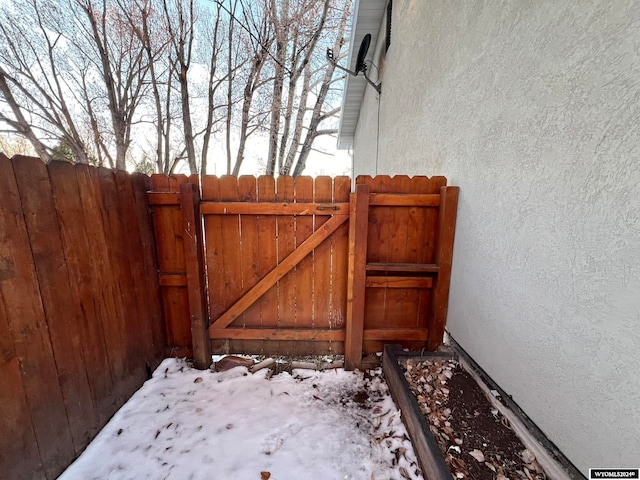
[0,67,52,161]
[218,0,349,176]
[120,0,174,173]
[264,0,331,175]
[74,0,150,169]
[231,0,274,175]
[0,0,352,175]
[0,0,152,169]
[160,0,198,173]
[280,0,350,176]
[0,132,36,157]
[0,0,89,163]
[198,5,225,175]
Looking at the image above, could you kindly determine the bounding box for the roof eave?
[337,0,386,150]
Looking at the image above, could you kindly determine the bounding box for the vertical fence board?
[0,302,45,480]
[345,184,370,369]
[98,168,141,393]
[167,176,192,354]
[180,183,210,369]
[76,165,127,412]
[131,174,166,367]
[237,176,261,353]
[276,176,296,340]
[14,157,96,459]
[383,175,417,334]
[288,176,313,354]
[332,176,351,340]
[150,177,178,275]
[202,176,226,352]
[255,176,278,353]
[362,176,392,354]
[330,178,350,356]
[311,176,333,354]
[410,177,432,341]
[423,177,447,263]
[428,186,459,350]
[201,175,222,319]
[295,177,314,328]
[218,177,244,356]
[387,176,422,350]
[114,170,153,378]
[49,161,110,438]
[0,155,48,480]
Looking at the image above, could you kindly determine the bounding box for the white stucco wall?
[352,0,640,474]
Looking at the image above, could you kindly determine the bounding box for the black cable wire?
[375,89,380,175]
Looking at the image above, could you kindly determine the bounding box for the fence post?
[427,186,459,351]
[179,182,211,369]
[345,183,370,369]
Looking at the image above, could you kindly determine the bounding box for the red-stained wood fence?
[0,155,165,480]
[0,154,456,480]
[148,174,459,369]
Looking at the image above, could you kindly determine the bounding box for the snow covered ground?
[60,358,423,480]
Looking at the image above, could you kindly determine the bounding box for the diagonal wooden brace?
[209,214,349,333]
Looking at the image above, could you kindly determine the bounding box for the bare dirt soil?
[402,358,547,480]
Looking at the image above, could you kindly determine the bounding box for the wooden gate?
[148,175,458,369]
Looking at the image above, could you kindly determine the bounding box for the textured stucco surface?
[352,0,640,474]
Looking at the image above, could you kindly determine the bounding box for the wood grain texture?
[293,176,314,355]
[1,158,166,480]
[14,158,95,459]
[312,176,333,354]
[369,193,440,207]
[209,214,348,331]
[276,176,296,329]
[345,184,370,369]
[361,176,392,333]
[218,176,244,329]
[236,175,262,354]
[98,167,139,392]
[365,277,433,288]
[0,154,50,479]
[201,176,225,327]
[180,183,211,369]
[208,328,345,341]
[115,169,153,383]
[331,177,351,334]
[130,173,165,371]
[49,161,108,440]
[76,164,124,416]
[256,176,278,351]
[428,186,459,350]
[200,202,349,215]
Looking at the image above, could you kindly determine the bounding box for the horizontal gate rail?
[208,328,345,341]
[369,193,440,206]
[200,202,349,215]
